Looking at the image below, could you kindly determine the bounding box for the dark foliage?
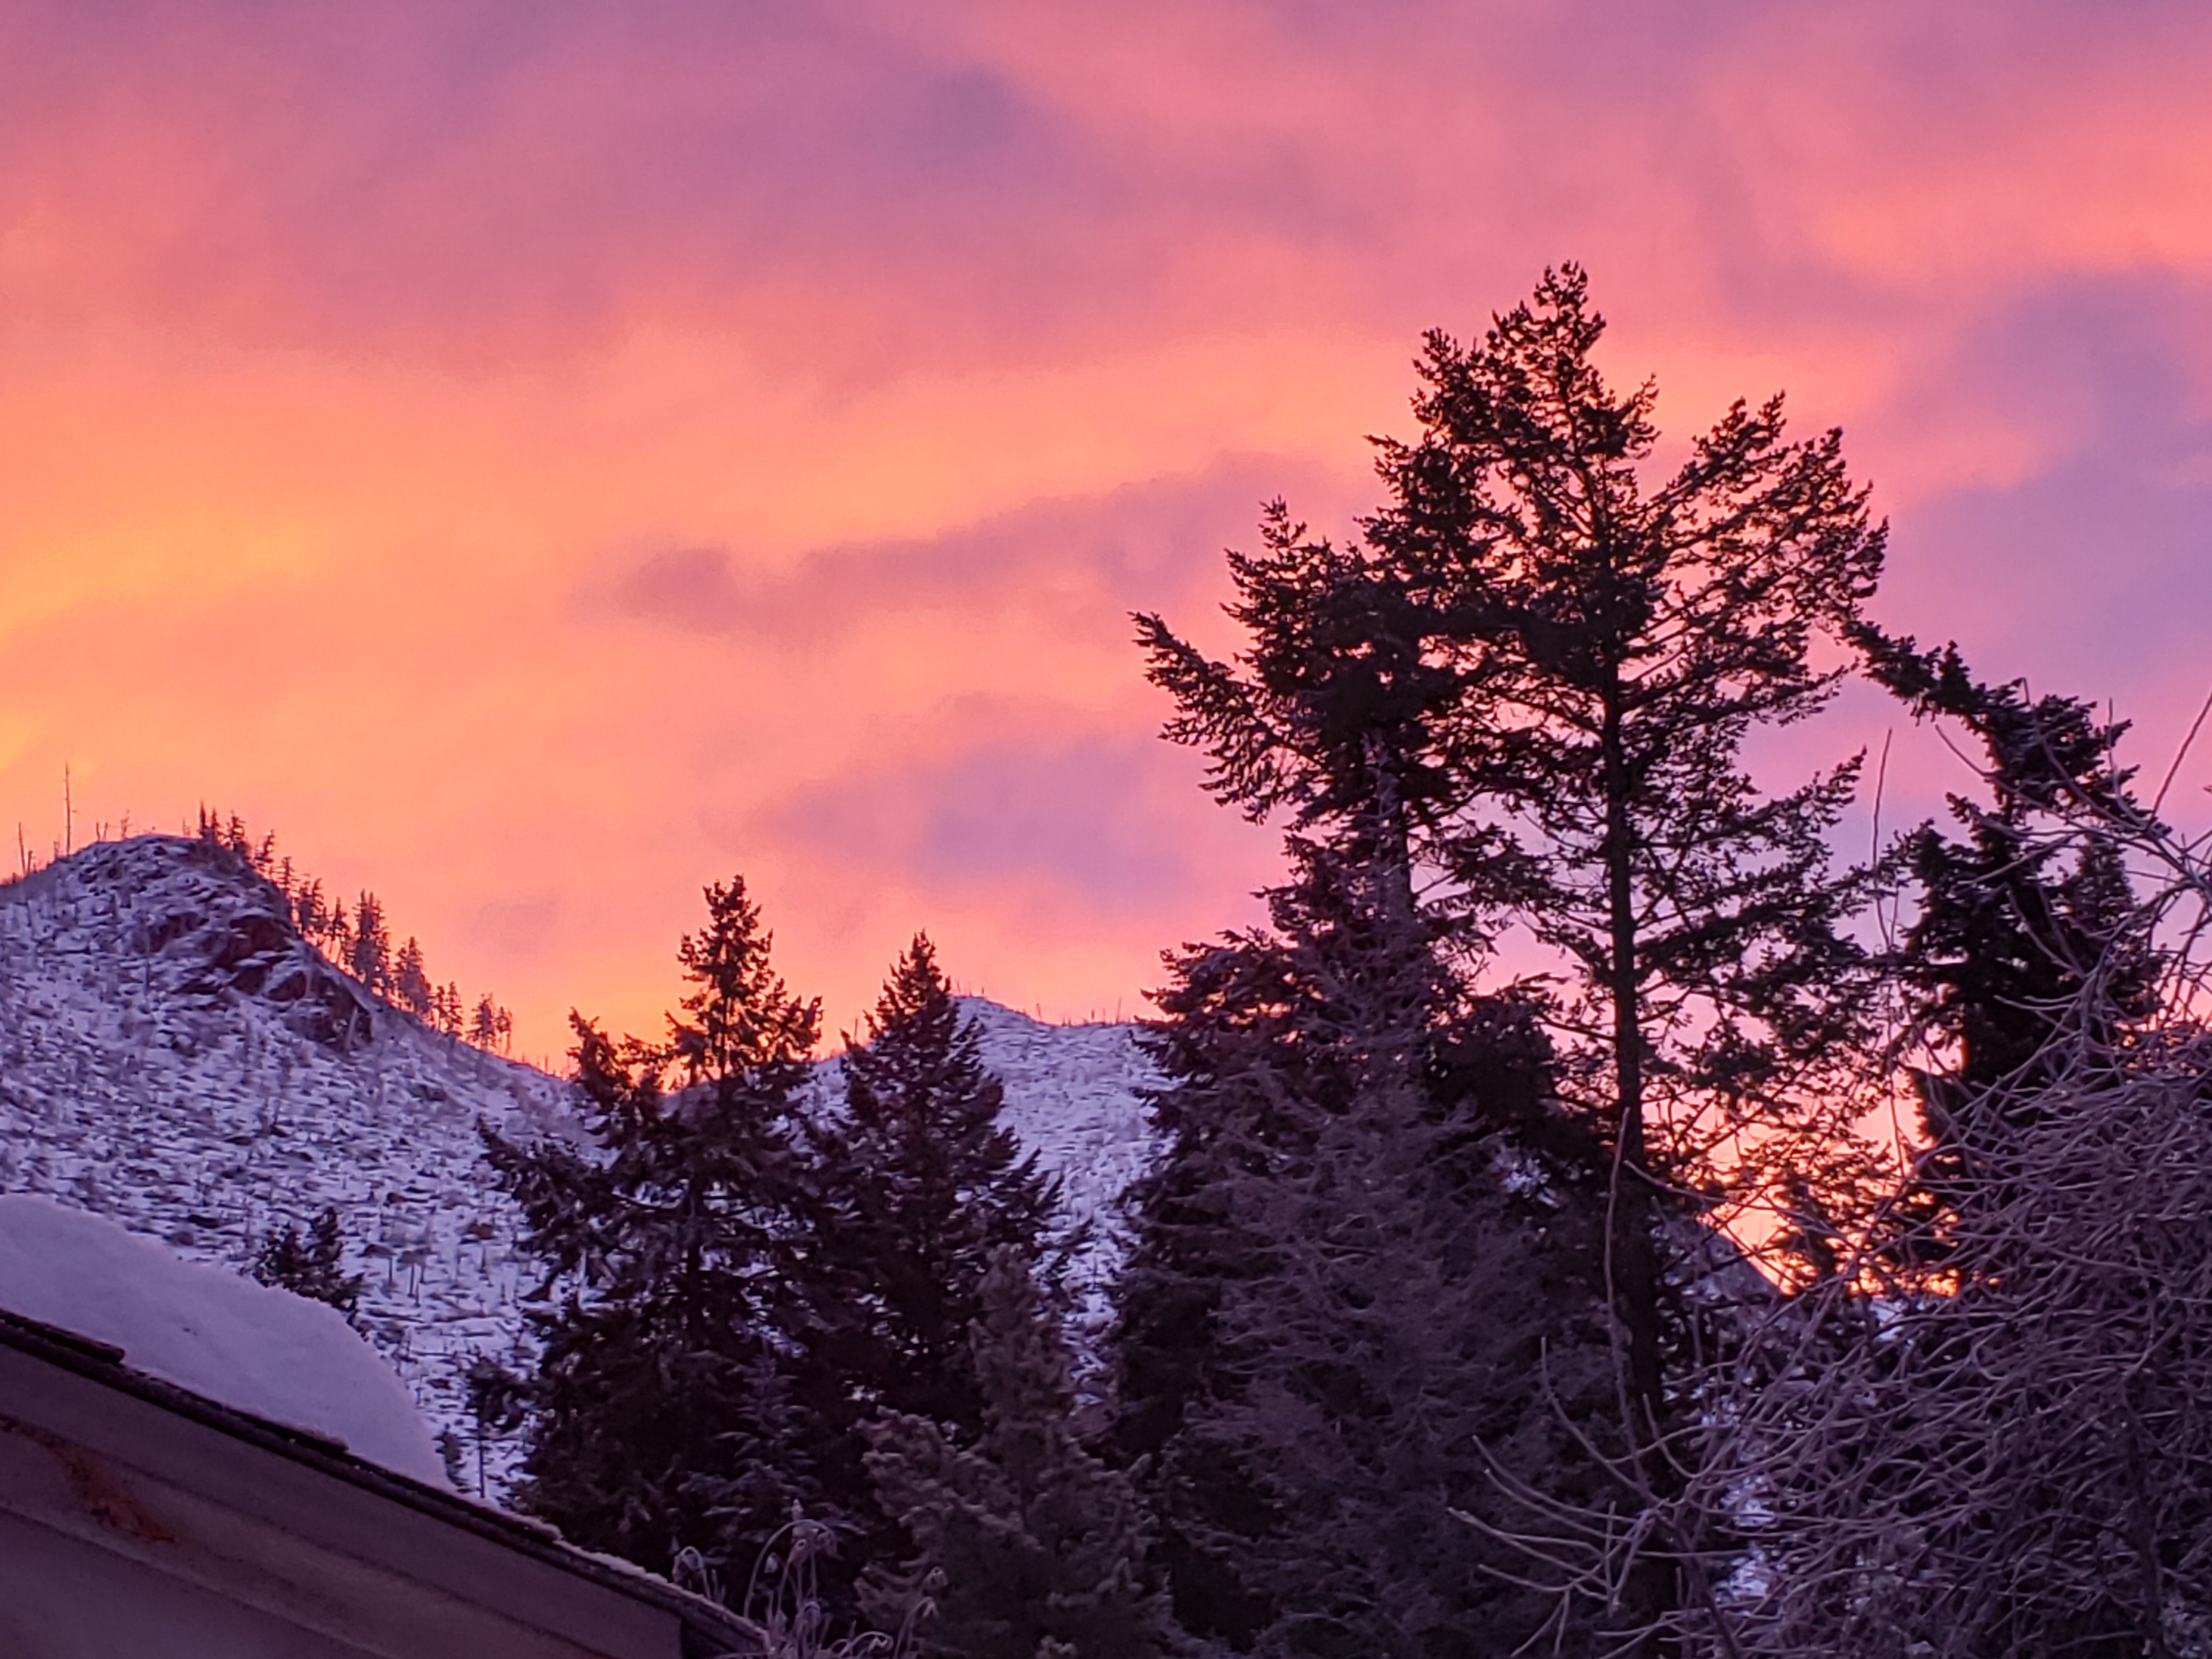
[1855,624,2152,1081]
[1126,266,1885,1650]
[482,877,824,1584]
[1128,385,1516,1649]
[251,1204,365,1322]
[1361,262,1889,1291]
[1663,636,2202,1657]
[349,890,393,994]
[1853,627,2157,1259]
[1116,838,1618,1658]
[799,936,1067,1592]
[865,1249,1178,1659]
[393,935,434,1022]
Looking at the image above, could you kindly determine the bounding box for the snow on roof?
[0,1194,447,1485]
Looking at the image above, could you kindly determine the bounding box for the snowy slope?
[939,998,1159,1319]
[0,836,578,1476]
[0,1192,446,1482]
[0,835,1163,1487]
[812,995,1163,1330]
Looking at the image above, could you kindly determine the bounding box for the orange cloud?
[4,1,2212,1054]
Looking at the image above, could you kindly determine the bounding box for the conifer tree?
[292,878,333,947]
[865,1250,1177,1659]
[1855,627,2150,1082]
[483,877,823,1584]
[394,935,433,1019]
[1681,664,2203,1659]
[252,1205,365,1323]
[471,992,507,1051]
[350,891,392,992]
[1852,628,2157,1254]
[1130,267,1888,1647]
[823,936,1061,1424]
[1120,458,1616,1652]
[1118,846,1613,1656]
[1359,268,1884,1458]
[795,936,1064,1604]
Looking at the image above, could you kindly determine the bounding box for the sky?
[4,0,2212,1059]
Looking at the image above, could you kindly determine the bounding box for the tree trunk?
[1602,689,1675,1650]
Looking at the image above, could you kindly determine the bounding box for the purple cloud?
[1876,274,2212,715]
[767,729,1272,918]
[584,455,1354,645]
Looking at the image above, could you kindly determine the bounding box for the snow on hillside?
[938,998,1159,1318]
[0,1193,446,1483]
[0,835,1163,1490]
[0,836,577,1478]
[811,995,1163,1331]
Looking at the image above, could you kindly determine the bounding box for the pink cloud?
[4,1,2212,1048]
[579,457,1340,645]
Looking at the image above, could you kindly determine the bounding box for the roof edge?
[0,1305,765,1655]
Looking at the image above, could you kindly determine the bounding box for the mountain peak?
[21,834,381,1051]
[0,836,1160,1494]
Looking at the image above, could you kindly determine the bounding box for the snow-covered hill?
[0,836,580,1472]
[0,835,1160,1485]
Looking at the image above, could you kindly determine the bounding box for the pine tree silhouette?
[1130,267,1887,1649]
[1853,627,2158,1263]
[483,877,823,1584]
[394,936,433,1018]
[349,891,392,992]
[797,936,1064,1604]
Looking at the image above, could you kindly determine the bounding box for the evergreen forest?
[473,269,2212,1659]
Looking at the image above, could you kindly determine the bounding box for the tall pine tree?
[821,936,1062,1427]
[1128,266,1888,1649]
[1122,442,1618,1654]
[794,936,1065,1604]
[482,877,822,1585]
[1368,265,1884,1450]
[805,942,1062,1566]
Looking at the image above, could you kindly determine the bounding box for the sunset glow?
[6,2,2211,1054]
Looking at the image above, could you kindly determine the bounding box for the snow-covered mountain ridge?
[0,835,1160,1479]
